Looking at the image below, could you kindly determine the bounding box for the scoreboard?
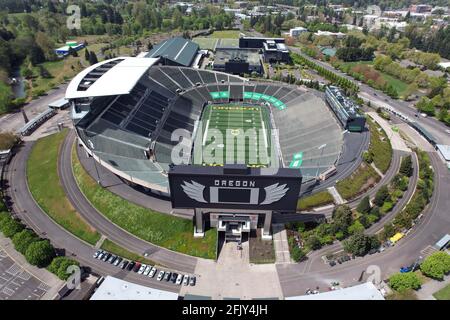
[168,165,302,211]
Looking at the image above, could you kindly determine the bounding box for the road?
[0,84,68,134]
[58,130,198,273]
[277,151,450,297]
[3,141,194,294]
[288,46,450,146]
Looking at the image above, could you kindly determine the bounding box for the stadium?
[67,56,352,239]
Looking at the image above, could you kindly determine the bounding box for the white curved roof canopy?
[65,57,159,99]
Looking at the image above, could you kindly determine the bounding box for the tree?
[343,233,379,256]
[399,155,413,177]
[331,205,353,234]
[25,240,55,267]
[47,257,79,280]
[374,185,390,207]
[89,51,98,65]
[420,252,450,280]
[0,217,24,238]
[388,272,422,292]
[306,235,322,250]
[0,132,19,150]
[348,220,365,235]
[12,229,39,254]
[84,49,90,62]
[290,245,306,262]
[357,196,371,214]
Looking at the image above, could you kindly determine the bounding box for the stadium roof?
[66,57,159,99]
[90,276,178,300]
[214,48,261,67]
[286,282,385,300]
[146,37,199,67]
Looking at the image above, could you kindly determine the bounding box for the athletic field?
[194,104,273,167]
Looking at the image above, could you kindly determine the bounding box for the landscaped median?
[297,191,334,211]
[71,145,217,259]
[27,130,101,245]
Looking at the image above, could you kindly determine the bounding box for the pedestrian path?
[273,224,291,264]
[328,186,345,205]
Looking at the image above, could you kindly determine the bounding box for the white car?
[182,274,189,286]
[445,129,450,134]
[148,267,157,278]
[143,265,152,276]
[420,113,427,117]
[176,273,183,285]
[157,270,165,281]
[138,264,147,275]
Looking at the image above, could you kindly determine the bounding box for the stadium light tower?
[315,143,327,178]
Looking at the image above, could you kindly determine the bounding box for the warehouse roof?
[286,282,385,300]
[90,276,178,300]
[146,37,199,67]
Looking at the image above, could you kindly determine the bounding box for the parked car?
[97,251,106,260]
[164,272,171,282]
[108,255,117,264]
[114,257,122,266]
[138,264,147,275]
[149,267,157,278]
[176,274,183,285]
[157,271,165,281]
[189,276,196,286]
[120,260,129,270]
[143,265,152,276]
[183,274,189,286]
[93,250,102,259]
[170,273,178,283]
[127,261,135,271]
[400,266,412,273]
[102,253,111,262]
[329,260,336,267]
[133,262,141,273]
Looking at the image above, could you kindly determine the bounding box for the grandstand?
[68,57,344,195]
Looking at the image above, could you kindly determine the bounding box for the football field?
[195,104,273,167]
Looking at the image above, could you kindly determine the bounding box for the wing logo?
[181,180,207,203]
[260,183,288,205]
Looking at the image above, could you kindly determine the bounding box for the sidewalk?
[273,224,292,264]
[0,233,65,300]
[367,112,410,152]
[416,275,450,300]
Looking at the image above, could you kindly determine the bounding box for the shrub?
[47,257,80,280]
[381,201,394,213]
[374,185,389,207]
[343,233,379,256]
[348,220,365,235]
[290,245,306,262]
[420,252,450,280]
[357,196,371,214]
[12,229,39,255]
[25,240,55,268]
[388,272,422,292]
[0,218,24,238]
[399,155,413,177]
[306,235,322,250]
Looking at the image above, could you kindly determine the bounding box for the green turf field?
[195,104,273,167]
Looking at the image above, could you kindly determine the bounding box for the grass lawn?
[100,239,157,266]
[367,117,393,173]
[297,191,334,211]
[71,145,217,259]
[336,163,380,200]
[27,130,101,245]
[381,73,408,97]
[210,30,240,38]
[193,37,218,50]
[433,284,450,300]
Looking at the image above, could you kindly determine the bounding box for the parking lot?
[0,250,50,300]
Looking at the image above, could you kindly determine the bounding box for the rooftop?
[146,37,199,67]
[286,282,385,300]
[90,276,179,300]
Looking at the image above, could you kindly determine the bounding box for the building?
[325,86,366,132]
[145,37,199,67]
[286,282,385,300]
[314,30,346,38]
[436,144,450,170]
[90,276,179,300]
[55,42,85,56]
[239,37,289,63]
[213,48,263,75]
[288,26,308,37]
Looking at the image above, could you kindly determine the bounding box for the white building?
[90,276,179,300]
[286,282,385,300]
[314,30,346,38]
[289,26,308,37]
